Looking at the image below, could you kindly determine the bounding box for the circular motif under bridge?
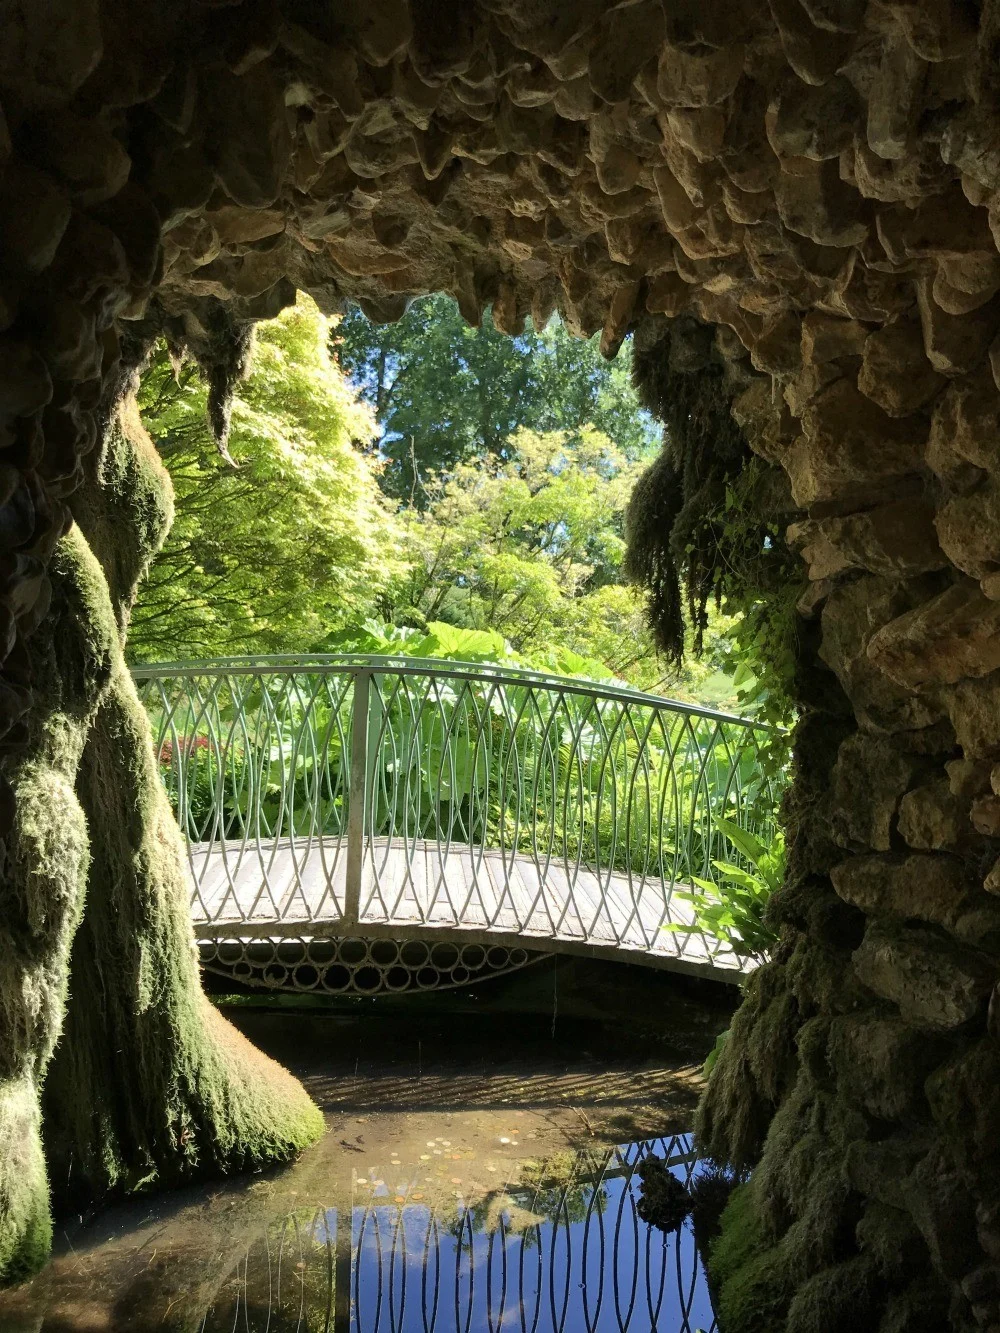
[199,936,548,995]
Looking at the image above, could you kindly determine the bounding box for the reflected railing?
[135,655,781,975]
[198,1135,719,1333]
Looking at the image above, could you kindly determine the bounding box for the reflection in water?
[199,1137,716,1333]
[1,1004,733,1333]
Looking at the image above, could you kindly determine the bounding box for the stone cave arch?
[1,1,1000,1327]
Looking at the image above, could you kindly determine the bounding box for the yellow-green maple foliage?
[130,298,401,662]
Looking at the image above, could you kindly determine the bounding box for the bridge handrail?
[135,653,783,979]
[132,652,780,733]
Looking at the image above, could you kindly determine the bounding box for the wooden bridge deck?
[185,838,746,983]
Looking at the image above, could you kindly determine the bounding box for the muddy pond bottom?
[2,999,729,1332]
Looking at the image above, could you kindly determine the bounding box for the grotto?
[2,0,1000,1328]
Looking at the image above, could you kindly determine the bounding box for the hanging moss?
[623,318,801,701]
[201,303,256,451]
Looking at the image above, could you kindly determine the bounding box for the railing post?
[343,668,370,928]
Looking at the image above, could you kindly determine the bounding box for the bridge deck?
[186,837,745,983]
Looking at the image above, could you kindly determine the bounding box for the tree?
[334,296,658,501]
[130,298,399,662]
[377,427,658,684]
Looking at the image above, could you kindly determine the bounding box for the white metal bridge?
[135,655,780,994]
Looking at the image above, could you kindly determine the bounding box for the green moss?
[0,529,121,1287]
[785,1256,881,1332]
[695,959,801,1169]
[0,388,321,1285]
[43,390,323,1212]
[0,1079,51,1286]
[878,1280,950,1333]
[706,1060,875,1333]
[44,662,324,1208]
[70,397,174,623]
[710,1183,791,1333]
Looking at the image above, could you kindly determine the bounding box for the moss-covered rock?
[0,1078,51,1286]
[695,957,801,1169]
[0,527,118,1289]
[0,387,322,1286]
[44,662,324,1206]
[710,1183,792,1333]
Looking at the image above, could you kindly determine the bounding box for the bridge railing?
[134,654,781,972]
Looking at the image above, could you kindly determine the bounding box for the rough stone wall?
[2,0,1000,1323]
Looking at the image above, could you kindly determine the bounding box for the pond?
[1,996,729,1332]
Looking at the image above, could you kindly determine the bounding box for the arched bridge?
[135,656,780,994]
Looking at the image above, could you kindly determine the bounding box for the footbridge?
[135,655,780,995]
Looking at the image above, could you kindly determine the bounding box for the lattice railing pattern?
[135,655,780,975]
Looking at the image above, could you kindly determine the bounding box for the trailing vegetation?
[622,319,800,975]
[625,319,802,736]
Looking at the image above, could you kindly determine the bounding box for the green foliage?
[709,1182,791,1333]
[335,294,658,501]
[377,426,660,686]
[317,617,617,682]
[717,584,801,734]
[130,298,401,662]
[703,1029,729,1078]
[668,817,784,964]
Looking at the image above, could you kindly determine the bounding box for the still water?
[198,1134,716,1333]
[1,1002,726,1333]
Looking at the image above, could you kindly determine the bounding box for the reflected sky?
[0,1006,727,1333]
[197,1137,716,1333]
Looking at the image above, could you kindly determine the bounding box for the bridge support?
[343,668,370,932]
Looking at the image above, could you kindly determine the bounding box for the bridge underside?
[199,933,548,997]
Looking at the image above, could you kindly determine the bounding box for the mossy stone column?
[0,384,323,1285]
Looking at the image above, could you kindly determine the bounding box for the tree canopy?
[129,299,401,662]
[130,295,768,713]
[361,426,657,684]
[334,294,658,501]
